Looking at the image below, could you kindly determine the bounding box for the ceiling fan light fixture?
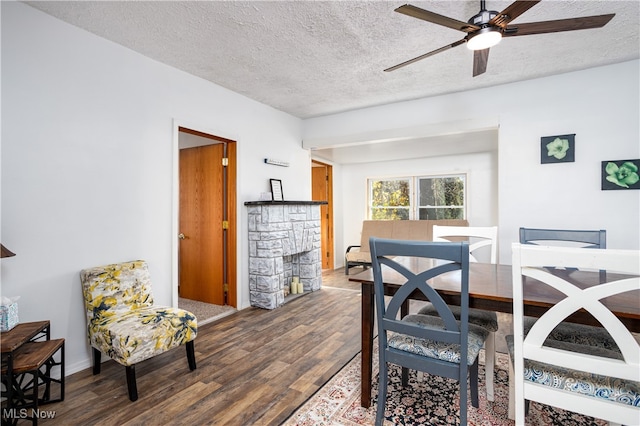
[466,27,502,50]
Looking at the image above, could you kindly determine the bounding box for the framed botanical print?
[601,159,640,190]
[541,134,575,164]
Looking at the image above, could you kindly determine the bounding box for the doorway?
[178,127,237,308]
[311,160,334,270]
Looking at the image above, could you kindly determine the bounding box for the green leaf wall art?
[601,159,640,190]
[541,134,575,164]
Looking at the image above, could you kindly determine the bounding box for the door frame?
[311,160,334,270]
[171,119,238,307]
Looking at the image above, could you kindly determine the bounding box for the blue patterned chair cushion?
[505,335,639,407]
[81,260,198,366]
[388,314,490,366]
[523,317,619,352]
[417,303,499,331]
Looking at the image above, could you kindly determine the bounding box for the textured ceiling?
[25,1,640,120]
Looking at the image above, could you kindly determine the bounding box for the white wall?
[496,66,640,260]
[304,60,640,263]
[1,3,310,374]
[337,151,498,261]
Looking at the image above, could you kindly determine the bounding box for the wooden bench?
[344,219,469,274]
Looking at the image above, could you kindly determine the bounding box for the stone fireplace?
[245,201,326,309]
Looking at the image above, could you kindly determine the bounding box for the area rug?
[282,344,607,426]
[178,298,236,325]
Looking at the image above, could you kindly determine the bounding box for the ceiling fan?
[385,0,615,76]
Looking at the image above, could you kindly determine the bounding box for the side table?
[1,321,65,426]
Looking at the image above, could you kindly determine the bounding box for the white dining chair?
[508,243,640,425]
[434,225,498,263]
[417,225,499,401]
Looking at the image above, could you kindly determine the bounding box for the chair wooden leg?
[508,359,529,418]
[508,360,515,420]
[186,341,196,371]
[460,365,470,425]
[484,333,495,401]
[400,367,410,387]
[375,360,388,426]
[469,359,480,408]
[92,348,101,375]
[125,365,138,402]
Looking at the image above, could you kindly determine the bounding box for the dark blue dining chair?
[519,227,606,249]
[369,237,489,426]
[520,226,607,282]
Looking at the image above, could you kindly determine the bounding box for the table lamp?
[1,244,16,258]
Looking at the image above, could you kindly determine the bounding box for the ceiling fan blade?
[395,4,479,33]
[490,0,541,28]
[503,14,615,37]
[473,49,489,77]
[384,39,466,72]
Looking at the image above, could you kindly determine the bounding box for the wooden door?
[312,161,334,269]
[179,144,225,305]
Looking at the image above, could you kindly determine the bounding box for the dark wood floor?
[47,268,361,426]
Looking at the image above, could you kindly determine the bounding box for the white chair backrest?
[511,243,640,408]
[433,225,498,264]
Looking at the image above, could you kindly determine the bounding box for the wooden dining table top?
[349,259,640,333]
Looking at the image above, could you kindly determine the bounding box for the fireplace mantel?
[245,201,325,309]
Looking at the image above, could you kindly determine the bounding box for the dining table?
[348,259,640,408]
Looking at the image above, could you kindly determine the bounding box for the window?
[368,174,465,220]
[369,178,411,220]
[417,175,465,219]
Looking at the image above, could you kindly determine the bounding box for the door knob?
[178,233,186,240]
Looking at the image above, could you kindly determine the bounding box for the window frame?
[367,173,467,220]
[416,174,467,220]
[367,176,412,220]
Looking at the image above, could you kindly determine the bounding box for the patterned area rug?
[283,345,607,426]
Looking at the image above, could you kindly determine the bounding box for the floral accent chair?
[80,260,197,401]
